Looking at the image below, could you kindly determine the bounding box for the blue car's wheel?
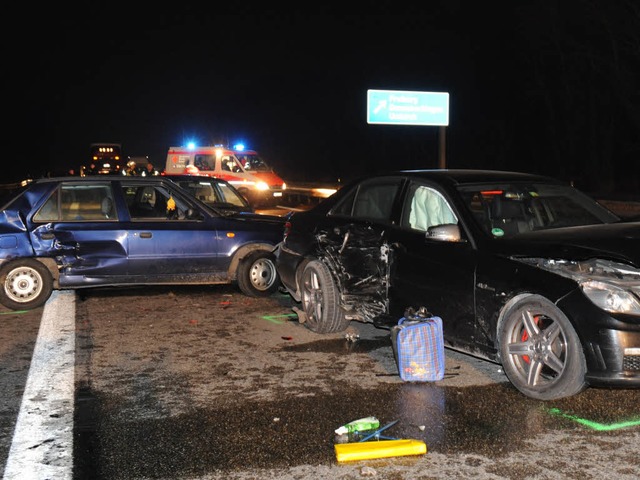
[0,259,53,311]
[237,250,279,297]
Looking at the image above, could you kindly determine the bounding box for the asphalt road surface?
[1,285,639,480]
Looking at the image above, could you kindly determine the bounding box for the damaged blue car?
[275,169,640,400]
[0,176,285,311]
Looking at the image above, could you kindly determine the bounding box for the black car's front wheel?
[300,260,350,333]
[0,259,54,311]
[498,294,587,400]
[236,250,280,297]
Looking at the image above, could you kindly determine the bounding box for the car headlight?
[581,280,640,314]
[255,181,269,191]
[517,257,640,316]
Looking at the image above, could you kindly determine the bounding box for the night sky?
[7,2,640,196]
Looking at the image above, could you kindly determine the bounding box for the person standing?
[124,161,139,176]
[143,162,159,176]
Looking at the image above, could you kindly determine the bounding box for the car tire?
[498,294,587,401]
[236,250,280,297]
[0,259,54,311]
[300,260,350,333]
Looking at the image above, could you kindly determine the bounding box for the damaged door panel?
[30,223,130,284]
[312,223,391,323]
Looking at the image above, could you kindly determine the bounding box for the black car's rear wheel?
[498,294,587,400]
[0,259,53,310]
[300,260,350,333]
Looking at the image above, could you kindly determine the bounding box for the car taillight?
[283,220,292,240]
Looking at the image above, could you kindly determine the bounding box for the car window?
[215,182,248,207]
[123,184,200,220]
[176,179,248,209]
[457,182,619,237]
[236,153,270,172]
[331,178,401,221]
[194,155,215,171]
[401,184,458,231]
[221,156,243,173]
[331,187,357,216]
[33,183,116,222]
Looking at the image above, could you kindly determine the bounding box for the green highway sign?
[367,89,449,126]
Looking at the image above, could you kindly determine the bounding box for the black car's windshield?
[457,182,620,238]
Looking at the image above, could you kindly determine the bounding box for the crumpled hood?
[499,222,640,267]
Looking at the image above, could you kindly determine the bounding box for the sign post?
[367,89,450,168]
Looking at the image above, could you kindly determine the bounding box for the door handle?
[140,232,152,238]
[40,233,55,240]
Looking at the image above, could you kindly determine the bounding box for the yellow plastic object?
[335,439,427,462]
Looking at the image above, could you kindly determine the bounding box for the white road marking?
[3,291,75,480]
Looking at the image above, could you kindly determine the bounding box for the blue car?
[276,169,640,400]
[0,176,286,310]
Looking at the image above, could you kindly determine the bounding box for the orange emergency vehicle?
[164,145,286,208]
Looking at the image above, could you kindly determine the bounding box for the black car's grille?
[623,354,640,371]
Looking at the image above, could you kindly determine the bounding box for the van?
[164,145,286,208]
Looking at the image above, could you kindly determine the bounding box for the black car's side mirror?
[426,224,462,242]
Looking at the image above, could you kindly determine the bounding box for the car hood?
[250,171,284,186]
[501,222,640,266]
[232,211,286,225]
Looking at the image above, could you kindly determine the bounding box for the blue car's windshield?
[457,182,620,238]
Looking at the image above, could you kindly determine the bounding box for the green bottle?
[334,416,380,436]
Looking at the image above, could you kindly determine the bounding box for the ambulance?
[164,145,286,208]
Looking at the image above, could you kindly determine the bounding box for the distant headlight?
[580,280,640,315]
[255,181,269,191]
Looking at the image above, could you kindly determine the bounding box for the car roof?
[338,169,565,190]
[33,176,174,184]
[389,169,564,185]
[163,174,233,184]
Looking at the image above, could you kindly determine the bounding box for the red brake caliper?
[520,315,540,364]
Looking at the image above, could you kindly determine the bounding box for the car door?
[314,177,405,320]
[29,181,129,285]
[122,183,224,279]
[386,180,479,353]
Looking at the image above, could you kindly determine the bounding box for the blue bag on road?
[391,308,445,382]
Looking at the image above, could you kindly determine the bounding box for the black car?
[275,169,640,400]
[0,176,285,311]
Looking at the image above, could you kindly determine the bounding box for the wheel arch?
[2,257,60,289]
[227,243,276,281]
[38,258,60,288]
[494,291,588,399]
[290,256,314,303]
